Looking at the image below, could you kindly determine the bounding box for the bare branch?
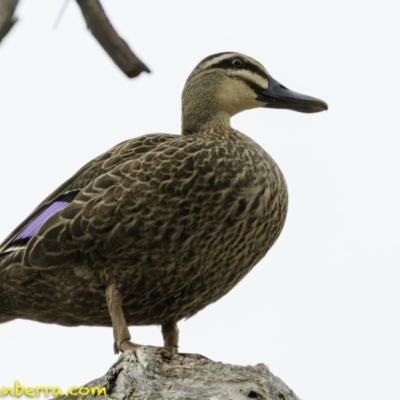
[0,0,19,44]
[76,0,150,78]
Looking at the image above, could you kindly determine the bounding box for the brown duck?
[0,52,327,354]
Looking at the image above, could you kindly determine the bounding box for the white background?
[0,1,399,399]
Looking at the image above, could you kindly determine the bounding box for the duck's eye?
[231,58,243,67]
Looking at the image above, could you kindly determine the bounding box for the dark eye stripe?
[231,76,266,94]
[208,57,269,80]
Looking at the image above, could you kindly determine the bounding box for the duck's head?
[182,52,327,135]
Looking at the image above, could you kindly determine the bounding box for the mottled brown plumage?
[0,52,327,352]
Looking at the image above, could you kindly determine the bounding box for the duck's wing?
[0,134,176,256]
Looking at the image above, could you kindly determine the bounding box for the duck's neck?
[181,78,232,136]
[182,108,231,136]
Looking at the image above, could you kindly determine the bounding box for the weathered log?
[53,347,300,400]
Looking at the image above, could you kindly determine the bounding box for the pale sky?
[1,1,399,399]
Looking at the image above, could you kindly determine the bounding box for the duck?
[0,52,327,354]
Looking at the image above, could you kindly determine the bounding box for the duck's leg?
[161,321,179,354]
[106,284,180,355]
[106,283,142,354]
[162,322,208,359]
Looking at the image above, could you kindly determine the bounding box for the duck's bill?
[258,76,328,113]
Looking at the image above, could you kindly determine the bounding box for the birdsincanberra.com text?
[0,381,106,397]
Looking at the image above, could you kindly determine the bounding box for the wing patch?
[1,190,79,255]
[13,200,69,241]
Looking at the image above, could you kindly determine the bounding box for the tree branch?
[0,0,19,44]
[76,0,150,78]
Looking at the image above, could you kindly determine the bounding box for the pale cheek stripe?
[13,201,69,241]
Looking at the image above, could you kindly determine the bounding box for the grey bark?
[53,347,301,400]
[0,0,19,44]
[76,0,150,78]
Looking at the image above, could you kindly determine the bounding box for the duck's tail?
[0,251,23,323]
[0,283,15,323]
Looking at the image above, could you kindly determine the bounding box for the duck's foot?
[117,340,178,355]
[116,340,208,361]
[115,340,141,353]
